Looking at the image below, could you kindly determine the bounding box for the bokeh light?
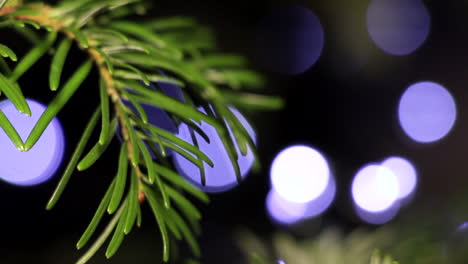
[121,80,184,157]
[381,156,417,200]
[352,164,399,213]
[266,174,336,225]
[302,175,336,219]
[398,81,456,143]
[367,0,430,55]
[173,107,256,192]
[255,4,324,75]
[266,189,307,225]
[270,145,330,203]
[0,99,65,186]
[126,81,184,134]
[131,101,177,133]
[355,202,400,225]
[457,222,468,232]
[444,222,468,261]
[146,80,185,133]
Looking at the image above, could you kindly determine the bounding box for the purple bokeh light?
[121,80,185,157]
[302,175,336,219]
[381,156,417,200]
[131,101,177,133]
[351,164,399,213]
[443,221,468,259]
[0,99,65,186]
[367,0,430,55]
[255,4,324,75]
[457,222,468,232]
[126,81,184,134]
[266,175,336,225]
[398,81,456,143]
[270,145,330,203]
[355,202,400,225]
[173,107,256,193]
[266,189,307,225]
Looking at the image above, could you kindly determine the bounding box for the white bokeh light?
[398,81,456,143]
[0,99,65,186]
[352,164,399,213]
[367,0,430,55]
[270,145,330,203]
[381,156,417,200]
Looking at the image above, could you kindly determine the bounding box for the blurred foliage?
[236,217,468,264]
[237,227,398,264]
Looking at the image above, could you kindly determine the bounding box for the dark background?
[2,0,468,263]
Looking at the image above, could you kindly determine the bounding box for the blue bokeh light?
[173,107,256,193]
[398,81,457,143]
[367,0,430,55]
[381,156,417,200]
[0,99,65,186]
[351,164,400,213]
[255,4,324,75]
[270,145,330,203]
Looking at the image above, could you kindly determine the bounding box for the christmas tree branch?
[0,0,282,263]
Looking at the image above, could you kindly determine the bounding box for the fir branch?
[0,0,282,263]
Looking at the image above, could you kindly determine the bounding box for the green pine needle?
[107,144,128,214]
[98,78,111,145]
[0,44,17,61]
[77,118,117,171]
[49,38,72,91]
[46,107,101,210]
[0,72,30,116]
[10,32,57,82]
[25,60,93,151]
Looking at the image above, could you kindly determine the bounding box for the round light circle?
[381,156,417,199]
[266,189,307,225]
[255,4,324,75]
[302,175,337,219]
[270,145,330,203]
[398,81,456,143]
[352,164,399,212]
[173,107,256,193]
[367,0,431,55]
[355,202,400,225]
[0,99,65,186]
[119,80,185,158]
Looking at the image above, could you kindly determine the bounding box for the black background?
[2,0,468,263]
